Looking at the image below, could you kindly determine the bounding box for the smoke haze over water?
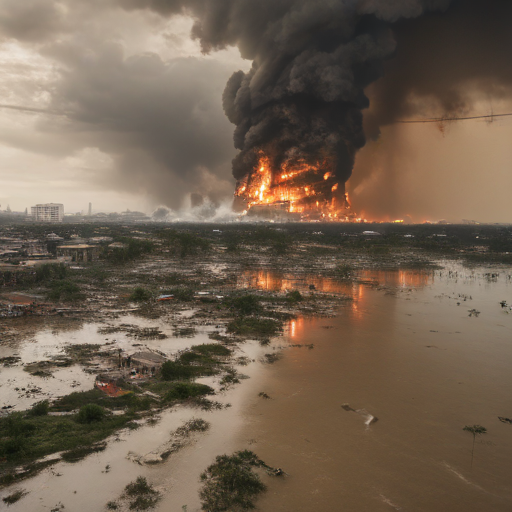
[0,0,511,221]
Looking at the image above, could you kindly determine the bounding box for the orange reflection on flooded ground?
[237,269,433,294]
[238,269,434,329]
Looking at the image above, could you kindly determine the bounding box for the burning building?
[234,154,353,221]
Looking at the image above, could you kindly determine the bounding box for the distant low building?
[57,244,100,262]
[31,204,64,223]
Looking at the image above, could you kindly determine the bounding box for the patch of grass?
[51,388,137,412]
[2,489,27,505]
[160,361,196,381]
[262,353,280,364]
[163,382,214,402]
[191,398,228,411]
[336,264,353,279]
[193,344,232,357]
[227,317,282,337]
[47,280,83,302]
[199,450,268,512]
[225,295,263,316]
[165,287,195,301]
[35,263,67,283]
[129,287,152,302]
[27,400,49,417]
[61,441,107,462]
[175,418,210,437]
[122,476,161,511]
[286,290,303,303]
[0,410,136,467]
[173,327,197,338]
[77,404,106,424]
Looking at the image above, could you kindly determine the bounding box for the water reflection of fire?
[234,154,356,221]
[289,318,305,339]
[237,270,434,294]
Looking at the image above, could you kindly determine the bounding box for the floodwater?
[238,265,512,511]
[0,312,218,410]
[2,265,512,511]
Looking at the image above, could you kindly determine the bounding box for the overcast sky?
[0,0,511,222]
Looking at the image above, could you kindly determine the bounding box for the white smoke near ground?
[152,199,239,223]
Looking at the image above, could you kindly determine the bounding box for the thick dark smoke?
[124,0,512,212]
[123,1,452,192]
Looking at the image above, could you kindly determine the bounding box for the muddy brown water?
[238,266,512,511]
[2,266,512,511]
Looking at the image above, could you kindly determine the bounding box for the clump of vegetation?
[2,489,27,505]
[122,476,161,511]
[129,287,152,302]
[173,327,197,338]
[47,280,83,302]
[199,450,268,512]
[258,392,271,400]
[225,295,263,316]
[77,404,106,424]
[27,400,49,417]
[227,317,282,337]
[158,230,211,258]
[336,264,353,279]
[175,418,210,437]
[35,263,67,283]
[463,424,487,467]
[165,287,195,301]
[163,382,214,402]
[286,290,303,303]
[262,353,280,364]
[61,442,107,462]
[106,238,154,265]
[193,344,232,357]
[220,369,241,388]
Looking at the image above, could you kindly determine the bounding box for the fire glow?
[234,154,356,221]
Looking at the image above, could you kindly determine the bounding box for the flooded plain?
[1,264,512,511]
[239,265,512,511]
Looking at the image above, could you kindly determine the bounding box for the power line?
[396,112,512,124]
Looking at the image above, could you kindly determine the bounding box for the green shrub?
[193,344,232,357]
[164,383,214,401]
[227,317,282,337]
[28,400,49,417]
[129,287,152,302]
[286,290,303,303]
[77,404,105,424]
[160,361,195,381]
[226,295,262,316]
[199,450,268,511]
[35,263,67,283]
[47,280,82,302]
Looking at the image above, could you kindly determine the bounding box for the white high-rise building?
[31,203,64,222]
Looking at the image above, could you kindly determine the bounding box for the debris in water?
[341,403,378,426]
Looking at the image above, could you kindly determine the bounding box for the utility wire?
[396,112,512,124]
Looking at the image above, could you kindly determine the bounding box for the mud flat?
[236,265,512,511]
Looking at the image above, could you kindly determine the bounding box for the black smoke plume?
[124,0,512,212]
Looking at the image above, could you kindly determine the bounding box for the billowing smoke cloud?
[1,0,512,218]
[125,0,512,216]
